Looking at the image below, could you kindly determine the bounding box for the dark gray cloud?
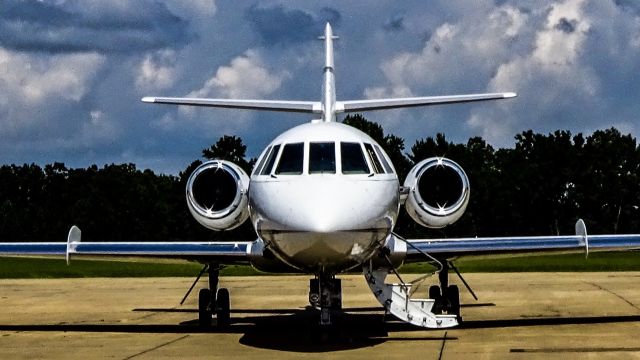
[614,0,640,15]
[244,4,341,45]
[555,18,577,34]
[384,16,405,32]
[0,0,192,53]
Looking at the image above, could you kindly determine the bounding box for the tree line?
[1,114,639,242]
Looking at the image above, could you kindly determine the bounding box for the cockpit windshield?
[253,146,271,175]
[309,142,336,174]
[259,144,280,175]
[275,143,304,175]
[341,142,369,174]
[364,143,384,174]
[256,140,393,177]
[374,145,394,173]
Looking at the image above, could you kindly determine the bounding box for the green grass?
[0,251,639,278]
[400,251,640,273]
[0,257,262,279]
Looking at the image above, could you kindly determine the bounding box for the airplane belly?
[249,177,399,272]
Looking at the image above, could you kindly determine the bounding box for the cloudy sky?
[1,0,639,174]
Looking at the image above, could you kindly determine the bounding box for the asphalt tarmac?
[1,273,640,359]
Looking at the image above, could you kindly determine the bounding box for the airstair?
[363,266,458,328]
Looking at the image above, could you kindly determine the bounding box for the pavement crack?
[122,334,189,360]
[437,331,448,360]
[583,281,640,312]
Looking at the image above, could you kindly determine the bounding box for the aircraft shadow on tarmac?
[2,307,640,352]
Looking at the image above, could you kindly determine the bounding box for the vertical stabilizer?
[321,23,338,122]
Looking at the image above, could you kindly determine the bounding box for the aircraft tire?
[216,288,230,327]
[447,285,460,316]
[428,285,441,300]
[428,285,442,313]
[198,288,212,327]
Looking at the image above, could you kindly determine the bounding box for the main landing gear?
[429,261,461,320]
[308,274,342,326]
[198,265,231,328]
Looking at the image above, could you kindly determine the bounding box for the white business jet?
[2,23,640,329]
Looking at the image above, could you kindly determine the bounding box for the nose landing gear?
[308,274,342,326]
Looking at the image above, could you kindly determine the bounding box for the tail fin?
[142,23,516,121]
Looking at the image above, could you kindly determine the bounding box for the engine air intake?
[403,157,470,229]
[186,160,250,231]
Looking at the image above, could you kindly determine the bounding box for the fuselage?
[248,121,400,273]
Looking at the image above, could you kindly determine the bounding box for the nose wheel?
[309,274,342,326]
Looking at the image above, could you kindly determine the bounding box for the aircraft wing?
[0,226,252,265]
[141,97,322,114]
[337,92,516,113]
[403,220,640,261]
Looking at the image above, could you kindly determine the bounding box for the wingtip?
[504,92,517,98]
[141,97,155,103]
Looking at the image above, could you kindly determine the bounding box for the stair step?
[364,268,459,329]
[409,298,435,312]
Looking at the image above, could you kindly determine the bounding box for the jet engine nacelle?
[186,160,250,231]
[403,157,470,229]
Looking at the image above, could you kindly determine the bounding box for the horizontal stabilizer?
[142,97,322,114]
[337,92,516,113]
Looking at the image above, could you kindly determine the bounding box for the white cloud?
[373,22,461,91]
[80,110,121,146]
[0,48,105,138]
[364,85,413,99]
[360,4,535,143]
[152,50,290,138]
[135,50,177,91]
[532,0,590,66]
[366,4,530,99]
[165,0,217,18]
[0,48,104,105]
[188,49,290,99]
[471,0,602,145]
[150,112,179,132]
[364,0,637,147]
[490,6,528,38]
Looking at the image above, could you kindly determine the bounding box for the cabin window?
[341,142,369,174]
[275,143,304,175]
[252,146,271,175]
[309,142,336,174]
[364,143,384,174]
[374,145,394,174]
[260,144,280,175]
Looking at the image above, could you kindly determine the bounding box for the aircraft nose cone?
[276,179,395,234]
[294,200,346,233]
